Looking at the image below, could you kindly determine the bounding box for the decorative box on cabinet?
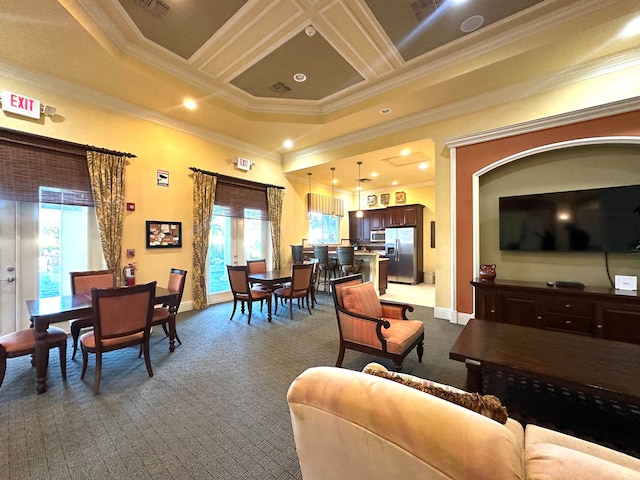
[471,279,640,345]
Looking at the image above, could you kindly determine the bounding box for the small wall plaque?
[380,193,390,205]
[395,191,406,203]
[367,194,377,206]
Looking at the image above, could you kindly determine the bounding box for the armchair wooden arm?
[380,301,414,320]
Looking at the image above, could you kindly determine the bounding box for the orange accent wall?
[455,110,640,315]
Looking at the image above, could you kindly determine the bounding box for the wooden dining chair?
[246,259,275,310]
[80,282,156,395]
[69,269,115,360]
[273,263,314,320]
[149,268,187,345]
[0,326,67,390]
[227,265,271,324]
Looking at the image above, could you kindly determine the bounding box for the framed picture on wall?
[146,221,182,248]
[395,191,406,203]
[380,193,390,205]
[367,194,377,206]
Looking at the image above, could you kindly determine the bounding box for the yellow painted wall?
[0,77,301,304]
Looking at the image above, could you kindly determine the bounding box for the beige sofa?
[287,366,640,480]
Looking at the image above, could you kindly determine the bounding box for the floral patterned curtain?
[86,151,126,285]
[192,171,217,309]
[267,187,284,271]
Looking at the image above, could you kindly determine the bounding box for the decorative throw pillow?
[364,366,508,424]
[341,282,383,318]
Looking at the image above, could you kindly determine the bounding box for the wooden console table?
[471,278,640,344]
[450,318,640,455]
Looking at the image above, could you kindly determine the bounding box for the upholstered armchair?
[330,274,424,371]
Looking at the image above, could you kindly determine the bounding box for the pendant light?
[356,161,363,218]
[330,167,336,218]
[307,172,312,218]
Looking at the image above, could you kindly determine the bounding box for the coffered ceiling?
[1,0,639,191]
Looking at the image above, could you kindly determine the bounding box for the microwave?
[370,230,386,242]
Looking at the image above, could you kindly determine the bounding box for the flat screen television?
[499,184,640,253]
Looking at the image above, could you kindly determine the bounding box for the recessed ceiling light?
[460,15,484,33]
[293,73,307,83]
[419,162,428,170]
[392,181,398,186]
[370,172,378,177]
[400,148,410,156]
[621,16,640,37]
[380,107,391,114]
[283,139,293,149]
[183,99,197,110]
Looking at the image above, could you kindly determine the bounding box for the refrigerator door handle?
[395,238,399,261]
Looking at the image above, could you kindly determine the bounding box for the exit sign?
[1,90,41,119]
[235,157,252,171]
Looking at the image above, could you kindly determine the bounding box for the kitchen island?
[354,252,388,295]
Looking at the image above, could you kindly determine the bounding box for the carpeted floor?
[0,293,466,479]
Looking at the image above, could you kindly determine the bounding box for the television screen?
[499,185,640,253]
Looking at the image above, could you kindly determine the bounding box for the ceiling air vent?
[136,0,171,19]
[270,81,292,95]
[409,0,440,21]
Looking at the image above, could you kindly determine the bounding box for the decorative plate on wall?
[367,194,377,206]
[380,193,390,205]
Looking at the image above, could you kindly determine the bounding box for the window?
[38,188,102,298]
[308,212,339,244]
[307,192,343,244]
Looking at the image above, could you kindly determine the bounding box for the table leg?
[464,359,482,393]
[33,318,49,394]
[168,305,177,352]
[267,293,273,322]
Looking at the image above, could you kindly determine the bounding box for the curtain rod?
[189,167,285,190]
[87,144,136,158]
[0,126,136,158]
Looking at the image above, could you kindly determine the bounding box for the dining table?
[26,285,179,394]
[247,270,292,322]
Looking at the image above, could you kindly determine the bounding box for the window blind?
[0,129,93,206]
[307,193,344,217]
[214,180,269,220]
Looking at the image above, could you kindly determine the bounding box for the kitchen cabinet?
[349,204,424,244]
[471,279,640,344]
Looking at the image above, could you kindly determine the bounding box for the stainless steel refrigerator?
[385,227,418,284]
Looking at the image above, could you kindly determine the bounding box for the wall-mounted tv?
[499,184,640,253]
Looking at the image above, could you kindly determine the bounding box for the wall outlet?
[614,275,637,291]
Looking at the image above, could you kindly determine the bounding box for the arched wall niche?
[454,109,640,320]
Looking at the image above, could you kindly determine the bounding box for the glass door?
[208,211,271,295]
[0,200,40,334]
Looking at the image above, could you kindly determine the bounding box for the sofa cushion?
[341,281,382,318]
[525,443,640,480]
[364,364,508,424]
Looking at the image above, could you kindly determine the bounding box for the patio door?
[0,200,40,334]
[208,213,271,296]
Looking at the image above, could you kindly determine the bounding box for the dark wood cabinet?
[472,279,640,345]
[378,259,388,295]
[348,211,365,243]
[349,204,424,244]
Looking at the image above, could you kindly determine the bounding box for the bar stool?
[336,246,357,277]
[291,245,304,264]
[313,245,337,292]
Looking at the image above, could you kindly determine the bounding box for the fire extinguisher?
[123,263,136,286]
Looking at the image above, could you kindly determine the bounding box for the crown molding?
[0,61,280,161]
[284,47,640,162]
[445,96,640,148]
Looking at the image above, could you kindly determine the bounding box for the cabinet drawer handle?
[490,309,496,313]
[597,324,603,329]
[565,304,571,308]
[565,320,572,325]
